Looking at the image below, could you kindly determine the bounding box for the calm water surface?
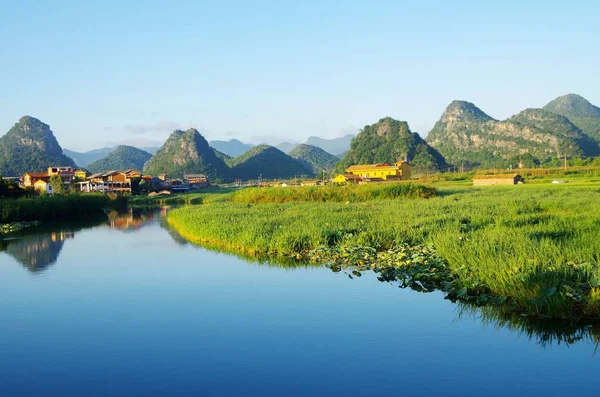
[1,208,598,396]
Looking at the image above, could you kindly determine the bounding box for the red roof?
[25,172,49,178]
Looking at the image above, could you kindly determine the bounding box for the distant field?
[167,181,600,320]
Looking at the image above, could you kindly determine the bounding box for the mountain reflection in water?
[0,206,598,350]
[0,208,172,273]
[4,231,73,273]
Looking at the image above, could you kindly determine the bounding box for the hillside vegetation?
[543,94,600,142]
[338,117,447,172]
[427,101,600,168]
[0,116,76,176]
[143,129,231,181]
[288,144,339,174]
[87,145,152,173]
[229,145,312,180]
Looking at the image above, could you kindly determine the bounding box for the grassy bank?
[168,183,600,319]
[0,194,121,223]
[130,188,234,207]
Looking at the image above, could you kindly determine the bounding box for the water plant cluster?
[0,221,41,235]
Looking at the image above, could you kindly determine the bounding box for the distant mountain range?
[2,93,600,178]
[63,147,114,167]
[64,146,160,167]
[427,100,600,168]
[306,134,355,156]
[209,139,252,157]
[208,135,356,158]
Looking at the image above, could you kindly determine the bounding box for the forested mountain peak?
[0,116,75,176]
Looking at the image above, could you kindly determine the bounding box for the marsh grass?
[168,184,600,319]
[230,183,437,203]
[130,188,235,207]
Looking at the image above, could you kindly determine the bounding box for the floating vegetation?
[0,221,41,235]
[306,242,504,305]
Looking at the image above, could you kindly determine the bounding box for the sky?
[1,0,599,152]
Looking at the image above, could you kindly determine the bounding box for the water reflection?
[4,232,73,272]
[106,208,157,231]
[1,205,598,349]
[457,304,600,350]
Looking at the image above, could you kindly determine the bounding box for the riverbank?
[167,183,600,319]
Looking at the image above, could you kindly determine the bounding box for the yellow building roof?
[345,161,409,172]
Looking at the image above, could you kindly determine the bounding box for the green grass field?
[167,182,600,319]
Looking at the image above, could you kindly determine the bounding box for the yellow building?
[344,161,412,181]
[34,179,54,194]
[75,169,88,180]
[333,174,362,184]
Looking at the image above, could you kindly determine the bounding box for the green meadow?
[167,181,600,319]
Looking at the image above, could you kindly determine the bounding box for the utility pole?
[564,154,567,172]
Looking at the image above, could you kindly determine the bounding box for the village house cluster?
[20,166,209,194]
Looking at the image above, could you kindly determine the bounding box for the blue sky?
[1,0,599,151]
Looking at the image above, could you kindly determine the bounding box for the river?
[0,208,598,396]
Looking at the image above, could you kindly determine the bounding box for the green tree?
[49,175,67,195]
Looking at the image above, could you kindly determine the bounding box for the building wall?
[110,173,128,183]
[34,180,53,194]
[400,162,412,180]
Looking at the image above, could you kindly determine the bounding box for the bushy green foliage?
[230,145,312,180]
[230,183,436,203]
[0,194,111,222]
[87,145,152,173]
[49,175,67,195]
[168,184,600,319]
[288,144,339,174]
[0,116,76,176]
[338,117,447,173]
[0,178,28,198]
